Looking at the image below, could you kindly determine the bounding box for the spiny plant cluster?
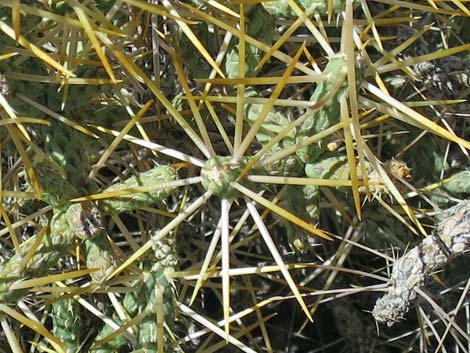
[0,0,469,352]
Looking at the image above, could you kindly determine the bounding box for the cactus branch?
[373,200,470,326]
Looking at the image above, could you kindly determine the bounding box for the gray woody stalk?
[373,200,470,326]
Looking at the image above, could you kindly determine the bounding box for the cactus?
[29,147,80,209]
[51,299,82,353]
[135,268,176,352]
[263,0,358,17]
[41,121,93,190]
[441,170,470,194]
[2,0,470,352]
[89,321,130,353]
[136,230,178,352]
[90,231,178,352]
[0,225,70,303]
[295,56,349,164]
[97,165,178,214]
[82,231,116,284]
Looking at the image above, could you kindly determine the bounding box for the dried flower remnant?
[373,200,470,326]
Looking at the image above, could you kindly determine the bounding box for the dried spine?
[373,200,470,326]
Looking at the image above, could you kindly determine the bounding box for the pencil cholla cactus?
[136,267,177,352]
[90,230,179,352]
[138,229,178,352]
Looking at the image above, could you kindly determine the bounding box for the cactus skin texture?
[442,170,470,194]
[201,156,244,199]
[262,0,358,17]
[41,121,93,192]
[98,166,178,214]
[15,158,178,346]
[51,299,82,353]
[82,232,117,284]
[136,268,176,353]
[373,200,470,326]
[51,202,104,240]
[48,202,116,285]
[137,231,178,352]
[30,149,80,210]
[225,4,274,79]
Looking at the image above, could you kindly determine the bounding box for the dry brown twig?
[373,200,470,326]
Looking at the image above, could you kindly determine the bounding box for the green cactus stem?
[0,210,75,303]
[90,231,178,351]
[29,149,80,209]
[0,201,106,304]
[41,121,93,191]
[442,170,470,194]
[98,166,178,214]
[135,268,176,353]
[51,202,104,240]
[89,321,130,353]
[51,298,82,353]
[137,233,178,352]
[82,232,116,284]
[295,55,348,164]
[263,0,358,17]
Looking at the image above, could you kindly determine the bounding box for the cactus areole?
[201,156,244,198]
